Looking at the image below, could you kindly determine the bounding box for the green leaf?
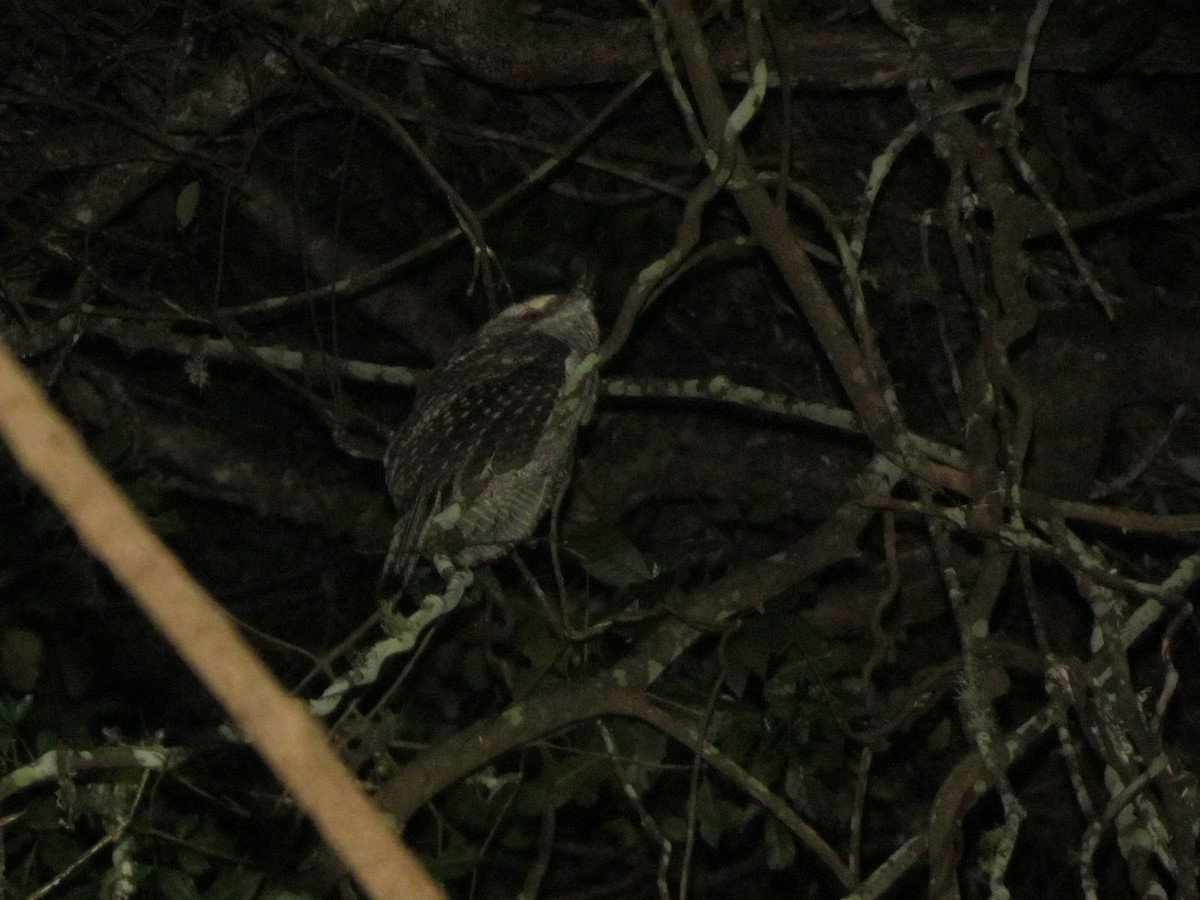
[154,868,200,900]
[763,817,796,870]
[547,756,606,809]
[201,867,263,900]
[190,818,238,859]
[564,523,654,587]
[175,845,211,877]
[603,719,668,794]
[785,763,840,827]
[511,623,565,695]
[427,840,482,880]
[0,693,33,727]
[176,181,201,231]
[694,780,740,848]
[516,754,606,814]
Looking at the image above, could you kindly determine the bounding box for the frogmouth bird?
[383,287,600,582]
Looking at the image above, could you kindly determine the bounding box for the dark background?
[2,1,1199,897]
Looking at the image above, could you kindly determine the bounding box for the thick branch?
[388,3,1200,90]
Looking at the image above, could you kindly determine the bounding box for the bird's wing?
[383,336,568,565]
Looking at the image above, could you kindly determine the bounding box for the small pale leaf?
[176,180,201,230]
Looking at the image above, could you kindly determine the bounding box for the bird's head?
[484,288,598,357]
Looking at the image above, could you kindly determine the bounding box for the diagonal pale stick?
[0,342,445,900]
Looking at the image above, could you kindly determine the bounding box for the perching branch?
[0,340,446,900]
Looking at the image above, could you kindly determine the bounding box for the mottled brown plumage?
[384,288,599,577]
